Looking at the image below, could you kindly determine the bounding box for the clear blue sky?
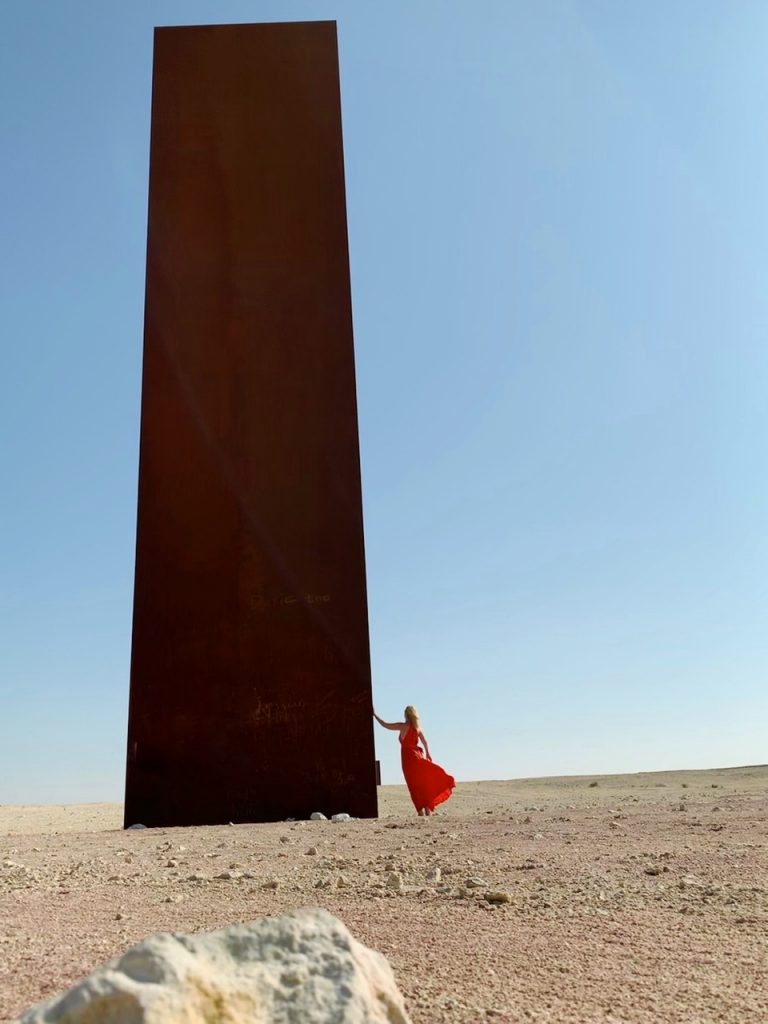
[1,1,766,804]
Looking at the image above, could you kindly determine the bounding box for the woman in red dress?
[373,705,455,816]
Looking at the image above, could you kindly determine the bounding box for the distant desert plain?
[1,766,766,1023]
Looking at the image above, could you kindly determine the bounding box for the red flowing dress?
[400,726,455,813]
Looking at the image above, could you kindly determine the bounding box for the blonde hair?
[404,705,420,729]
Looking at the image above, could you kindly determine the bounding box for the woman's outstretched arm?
[373,710,403,731]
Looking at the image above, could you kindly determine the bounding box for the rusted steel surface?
[124,22,377,827]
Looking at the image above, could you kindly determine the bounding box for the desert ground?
[1,766,766,1023]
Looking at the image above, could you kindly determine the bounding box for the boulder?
[14,908,411,1024]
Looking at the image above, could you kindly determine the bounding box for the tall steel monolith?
[124,21,377,827]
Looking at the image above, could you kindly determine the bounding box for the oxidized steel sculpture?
[124,22,377,826]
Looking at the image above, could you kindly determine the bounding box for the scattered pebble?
[484,891,511,904]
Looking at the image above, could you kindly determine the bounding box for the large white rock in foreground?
[15,908,411,1023]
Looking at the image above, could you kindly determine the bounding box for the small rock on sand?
[14,909,411,1024]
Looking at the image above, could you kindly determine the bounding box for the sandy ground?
[1,766,767,1023]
